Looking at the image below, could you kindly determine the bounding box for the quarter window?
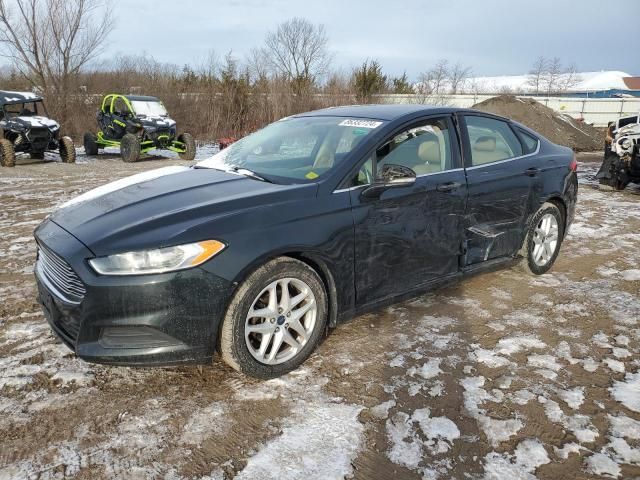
[517,128,539,154]
[466,116,523,166]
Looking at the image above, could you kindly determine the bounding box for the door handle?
[524,167,539,177]
[436,181,461,192]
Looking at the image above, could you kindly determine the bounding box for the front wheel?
[177,132,196,161]
[120,133,140,163]
[59,136,76,164]
[520,202,564,275]
[0,139,16,167]
[219,257,328,378]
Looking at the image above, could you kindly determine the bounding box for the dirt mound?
[472,95,603,152]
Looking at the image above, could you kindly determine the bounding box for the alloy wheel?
[532,213,559,267]
[244,278,317,365]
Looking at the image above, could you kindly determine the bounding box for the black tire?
[177,132,196,161]
[30,152,45,160]
[0,139,15,167]
[84,132,99,156]
[120,133,140,163]
[59,136,76,164]
[219,257,328,378]
[520,202,564,275]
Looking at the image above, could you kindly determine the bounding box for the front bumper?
[34,220,234,366]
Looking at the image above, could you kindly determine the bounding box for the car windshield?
[131,100,168,117]
[3,101,41,118]
[197,116,385,183]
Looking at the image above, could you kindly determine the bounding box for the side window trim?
[335,114,461,191]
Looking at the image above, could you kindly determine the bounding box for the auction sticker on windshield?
[338,119,383,128]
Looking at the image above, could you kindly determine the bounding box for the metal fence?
[376,94,640,127]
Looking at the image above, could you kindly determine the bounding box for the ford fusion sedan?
[34,105,578,378]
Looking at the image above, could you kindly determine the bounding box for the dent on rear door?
[463,159,534,264]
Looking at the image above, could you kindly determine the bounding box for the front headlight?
[89,240,226,275]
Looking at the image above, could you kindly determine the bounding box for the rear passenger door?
[460,114,539,264]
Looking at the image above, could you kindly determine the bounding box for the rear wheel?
[59,136,76,164]
[520,202,564,275]
[83,132,99,156]
[177,132,196,161]
[219,257,328,378]
[0,139,15,167]
[120,133,140,163]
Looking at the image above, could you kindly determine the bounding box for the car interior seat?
[472,135,501,164]
[413,137,443,175]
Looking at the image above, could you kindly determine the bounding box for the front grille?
[149,128,171,146]
[36,245,86,303]
[26,128,51,150]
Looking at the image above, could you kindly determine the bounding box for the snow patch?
[236,401,363,480]
[610,371,640,413]
[483,439,550,480]
[584,452,621,478]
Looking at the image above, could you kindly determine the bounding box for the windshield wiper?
[193,164,273,183]
[230,166,272,183]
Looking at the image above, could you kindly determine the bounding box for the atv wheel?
[31,152,45,160]
[59,136,76,164]
[177,133,196,161]
[84,132,99,156]
[519,202,564,275]
[121,134,140,163]
[219,257,328,379]
[599,177,629,191]
[0,139,15,167]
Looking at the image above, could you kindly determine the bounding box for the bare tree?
[418,59,449,95]
[263,17,330,94]
[527,56,548,94]
[559,63,581,93]
[448,62,472,94]
[0,0,113,96]
[540,57,563,95]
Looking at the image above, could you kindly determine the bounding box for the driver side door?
[348,116,468,306]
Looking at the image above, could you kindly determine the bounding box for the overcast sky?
[51,0,640,79]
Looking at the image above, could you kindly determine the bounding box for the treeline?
[0,1,579,141]
[0,0,476,140]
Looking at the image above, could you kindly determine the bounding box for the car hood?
[1,115,58,130]
[137,115,176,129]
[50,166,316,256]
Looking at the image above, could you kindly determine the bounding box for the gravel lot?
[0,150,639,480]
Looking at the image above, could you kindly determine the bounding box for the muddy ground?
[0,150,639,479]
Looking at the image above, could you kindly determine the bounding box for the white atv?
[0,90,75,167]
[597,115,640,190]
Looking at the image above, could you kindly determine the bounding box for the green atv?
[83,94,196,162]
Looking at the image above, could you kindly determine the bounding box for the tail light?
[569,154,578,172]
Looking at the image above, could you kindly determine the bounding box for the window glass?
[353,154,374,186]
[517,128,539,154]
[131,100,168,117]
[197,116,384,183]
[4,102,38,117]
[466,116,523,166]
[377,118,453,176]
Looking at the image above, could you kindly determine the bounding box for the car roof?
[0,90,43,105]
[294,104,464,121]
[123,95,160,102]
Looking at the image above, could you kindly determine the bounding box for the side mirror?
[362,163,416,198]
